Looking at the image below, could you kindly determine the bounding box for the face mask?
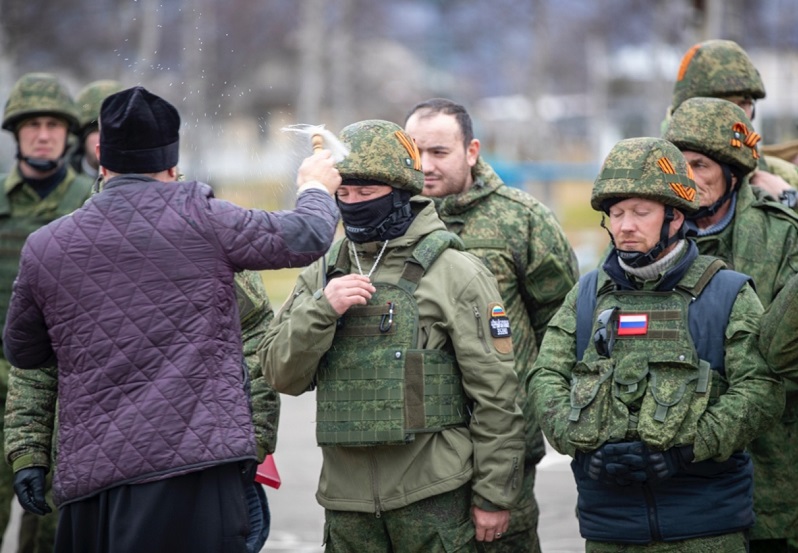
[337,189,414,243]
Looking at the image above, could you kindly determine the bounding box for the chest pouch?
[568,290,712,451]
[316,282,469,447]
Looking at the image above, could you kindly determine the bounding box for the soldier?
[527,136,783,552]
[664,97,798,553]
[664,39,798,208]
[404,98,579,553]
[260,119,525,552]
[70,79,124,178]
[0,72,94,553]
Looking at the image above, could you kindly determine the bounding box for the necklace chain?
[350,240,389,278]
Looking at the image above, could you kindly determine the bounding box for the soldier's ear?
[466,138,480,168]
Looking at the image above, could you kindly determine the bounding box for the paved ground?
[263,393,584,553]
[0,392,583,553]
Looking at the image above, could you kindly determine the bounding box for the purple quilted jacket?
[3,175,339,505]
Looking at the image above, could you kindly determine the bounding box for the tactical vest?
[568,256,749,452]
[0,172,93,330]
[315,231,472,447]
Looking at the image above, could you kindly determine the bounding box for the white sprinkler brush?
[281,124,350,162]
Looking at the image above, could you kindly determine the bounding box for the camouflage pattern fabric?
[75,80,123,133]
[591,137,699,214]
[586,532,748,553]
[2,73,79,132]
[336,120,423,194]
[762,155,798,189]
[322,485,477,553]
[671,39,766,112]
[664,98,761,175]
[435,157,577,551]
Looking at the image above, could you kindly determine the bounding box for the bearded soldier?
[664,97,798,553]
[260,119,525,552]
[527,136,783,552]
[405,98,579,553]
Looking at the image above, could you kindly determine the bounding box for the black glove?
[645,445,694,484]
[576,442,647,486]
[600,441,648,485]
[13,467,51,516]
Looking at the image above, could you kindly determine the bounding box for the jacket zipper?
[643,484,662,541]
[503,455,520,496]
[473,306,491,353]
[369,452,382,518]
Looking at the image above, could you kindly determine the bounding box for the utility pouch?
[567,357,622,451]
[638,352,711,450]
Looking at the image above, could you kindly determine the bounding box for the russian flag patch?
[617,314,648,336]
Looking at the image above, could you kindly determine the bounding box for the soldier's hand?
[324,274,375,315]
[297,150,341,195]
[471,506,510,542]
[13,467,51,516]
[750,169,792,199]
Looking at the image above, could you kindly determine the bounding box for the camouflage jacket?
[435,157,578,464]
[528,246,783,543]
[684,182,798,540]
[0,165,93,387]
[3,269,280,472]
[260,198,525,514]
[527,246,781,461]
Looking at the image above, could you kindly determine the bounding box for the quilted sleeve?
[3,247,56,370]
[207,188,339,271]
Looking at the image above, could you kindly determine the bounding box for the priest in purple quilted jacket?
[2,86,341,553]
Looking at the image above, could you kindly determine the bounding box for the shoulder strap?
[56,172,93,216]
[398,230,463,294]
[575,269,599,361]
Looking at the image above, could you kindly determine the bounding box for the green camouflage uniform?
[260,119,525,552]
[527,137,784,552]
[69,80,123,177]
[434,157,578,552]
[0,165,93,553]
[664,99,798,547]
[4,269,279,552]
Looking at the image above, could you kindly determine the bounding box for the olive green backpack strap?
[398,230,464,294]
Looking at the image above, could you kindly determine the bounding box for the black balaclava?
[688,163,739,221]
[601,202,686,269]
[337,188,415,243]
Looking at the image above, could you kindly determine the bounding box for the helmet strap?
[688,163,736,220]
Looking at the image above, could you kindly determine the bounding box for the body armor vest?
[568,255,749,452]
[315,231,472,447]
[0,172,92,330]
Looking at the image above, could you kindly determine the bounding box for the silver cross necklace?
[350,240,389,278]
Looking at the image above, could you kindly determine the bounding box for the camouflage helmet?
[672,40,766,111]
[591,137,699,214]
[2,72,79,133]
[664,97,761,174]
[336,119,424,195]
[75,79,124,132]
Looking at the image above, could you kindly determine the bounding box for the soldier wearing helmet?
[666,97,798,552]
[70,79,124,178]
[664,39,798,207]
[0,72,94,552]
[261,119,525,551]
[526,137,783,553]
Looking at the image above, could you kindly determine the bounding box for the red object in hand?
[255,454,281,489]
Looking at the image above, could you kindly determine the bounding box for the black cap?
[99,86,180,174]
